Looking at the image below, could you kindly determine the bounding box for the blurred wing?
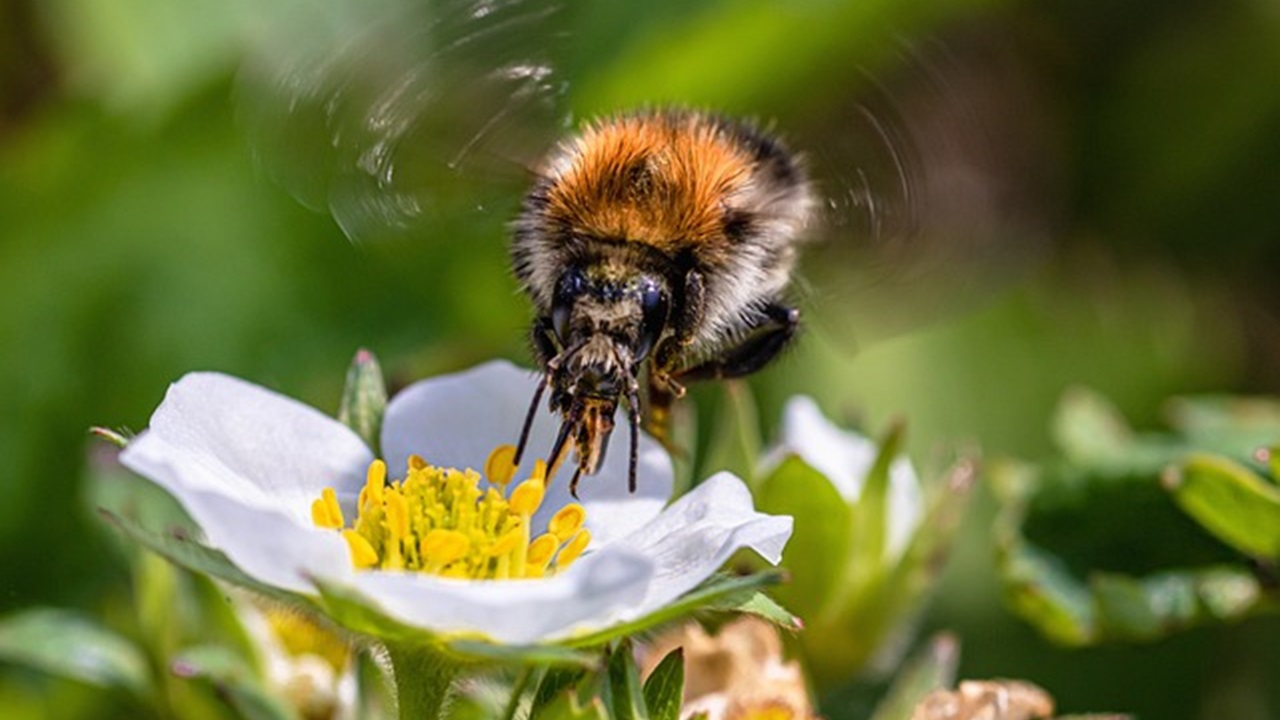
[236,0,571,245]
[791,33,1060,350]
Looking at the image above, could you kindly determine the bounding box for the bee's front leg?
[530,316,560,366]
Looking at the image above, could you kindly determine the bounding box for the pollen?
[311,446,591,580]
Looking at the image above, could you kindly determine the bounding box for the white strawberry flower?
[118,360,791,647]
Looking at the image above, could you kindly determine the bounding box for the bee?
[238,0,1049,496]
[510,109,816,495]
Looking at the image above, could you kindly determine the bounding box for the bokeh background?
[2,0,1278,717]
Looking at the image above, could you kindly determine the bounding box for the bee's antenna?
[569,463,585,500]
[513,375,548,466]
[626,378,642,494]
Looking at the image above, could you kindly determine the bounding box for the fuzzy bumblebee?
[511,109,816,495]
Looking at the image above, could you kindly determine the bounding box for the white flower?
[120,360,791,645]
[236,599,358,720]
[761,396,923,560]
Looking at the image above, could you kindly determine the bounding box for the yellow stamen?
[342,530,378,569]
[556,529,591,569]
[310,487,344,529]
[485,444,519,487]
[548,503,586,541]
[421,529,470,567]
[527,533,558,567]
[508,479,545,516]
[384,489,409,540]
[362,459,386,507]
[262,608,350,673]
[488,528,522,557]
[311,451,589,581]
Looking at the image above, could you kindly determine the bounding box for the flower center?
[310,445,591,580]
[263,608,350,674]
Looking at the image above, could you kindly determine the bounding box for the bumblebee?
[240,2,1047,497]
[510,109,816,496]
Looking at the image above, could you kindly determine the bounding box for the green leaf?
[868,633,960,720]
[445,640,600,669]
[605,639,649,720]
[1166,453,1280,560]
[338,348,388,455]
[996,541,1096,647]
[755,455,852,621]
[1089,573,1166,642]
[0,608,151,698]
[1165,396,1280,458]
[1051,387,1135,466]
[536,692,609,720]
[641,648,684,720]
[700,381,762,484]
[133,551,182,661]
[531,666,591,719]
[850,421,905,589]
[992,455,1273,646]
[1092,566,1265,641]
[170,645,298,720]
[708,590,800,631]
[91,463,199,547]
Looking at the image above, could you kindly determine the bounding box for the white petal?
[613,472,793,620]
[120,372,374,524]
[119,445,351,592]
[345,545,654,644]
[764,396,923,559]
[118,372,371,592]
[381,360,673,545]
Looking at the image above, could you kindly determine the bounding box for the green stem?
[501,666,534,720]
[384,642,463,720]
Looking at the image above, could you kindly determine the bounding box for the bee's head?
[516,260,670,495]
[543,324,632,489]
[550,262,672,367]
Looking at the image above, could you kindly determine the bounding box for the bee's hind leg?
[675,301,800,382]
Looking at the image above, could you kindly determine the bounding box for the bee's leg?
[515,317,559,466]
[530,315,559,365]
[675,302,799,382]
[650,270,705,396]
[645,271,705,445]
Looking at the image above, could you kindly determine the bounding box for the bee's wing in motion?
[787,32,1060,352]
[236,0,571,246]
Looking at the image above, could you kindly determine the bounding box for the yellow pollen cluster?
[263,608,350,673]
[310,445,591,580]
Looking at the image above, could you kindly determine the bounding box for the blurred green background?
[2,0,1278,717]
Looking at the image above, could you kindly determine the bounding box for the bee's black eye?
[552,267,586,343]
[635,278,669,362]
